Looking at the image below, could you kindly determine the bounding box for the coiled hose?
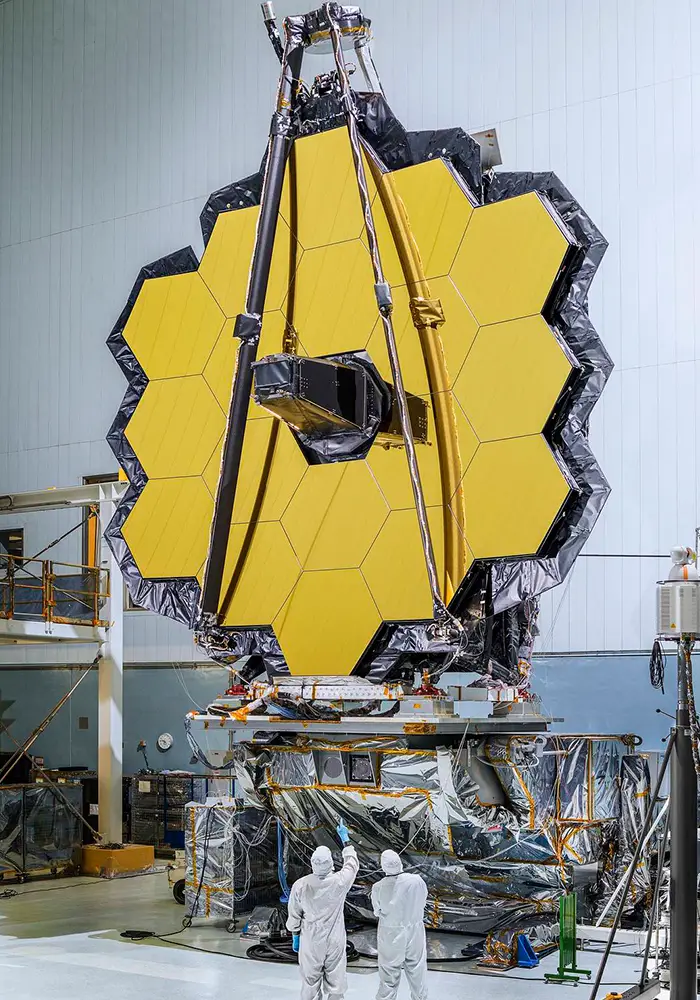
[246,935,359,964]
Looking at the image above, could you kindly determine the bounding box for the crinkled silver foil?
[233,734,632,934]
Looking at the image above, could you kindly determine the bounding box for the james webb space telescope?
[105,3,611,732]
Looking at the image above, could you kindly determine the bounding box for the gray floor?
[0,871,647,999]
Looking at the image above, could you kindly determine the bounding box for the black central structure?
[253,352,428,463]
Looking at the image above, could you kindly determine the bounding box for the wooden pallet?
[0,862,76,884]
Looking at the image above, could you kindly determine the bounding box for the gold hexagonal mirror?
[106,28,610,686]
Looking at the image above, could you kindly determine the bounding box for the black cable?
[1,869,166,897]
[246,940,298,964]
[121,926,192,944]
[246,938,359,965]
[185,716,238,771]
[123,924,641,985]
[2,509,101,618]
[25,510,95,563]
[181,802,216,928]
[121,806,217,944]
[124,924,641,987]
[121,920,636,985]
[149,938,238,957]
[649,639,666,694]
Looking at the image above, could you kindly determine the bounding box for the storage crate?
[129,774,233,849]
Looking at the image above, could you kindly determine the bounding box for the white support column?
[98,487,124,843]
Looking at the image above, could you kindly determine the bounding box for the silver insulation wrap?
[184,800,280,920]
[232,733,639,935]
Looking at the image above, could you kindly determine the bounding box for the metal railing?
[0,554,110,627]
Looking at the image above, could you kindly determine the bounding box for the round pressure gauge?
[156,732,174,752]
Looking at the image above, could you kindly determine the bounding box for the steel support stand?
[671,640,697,1000]
[589,732,675,1000]
[639,798,671,988]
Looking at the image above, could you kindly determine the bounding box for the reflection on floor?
[0,871,647,999]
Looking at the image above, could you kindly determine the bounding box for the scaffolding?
[0,553,110,628]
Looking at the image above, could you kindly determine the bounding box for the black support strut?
[671,639,697,1000]
[200,26,304,618]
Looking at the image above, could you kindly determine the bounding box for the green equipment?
[545,892,591,984]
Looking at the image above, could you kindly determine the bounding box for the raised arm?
[337,845,360,892]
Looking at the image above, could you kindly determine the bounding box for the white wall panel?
[3,0,700,660]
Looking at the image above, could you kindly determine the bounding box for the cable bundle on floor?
[246,936,359,965]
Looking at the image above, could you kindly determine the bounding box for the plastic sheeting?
[0,784,82,877]
[0,569,104,623]
[262,749,317,789]
[610,753,652,917]
[233,734,632,936]
[184,800,280,920]
[185,800,236,921]
[483,736,625,869]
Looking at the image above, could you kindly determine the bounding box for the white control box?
[656,580,700,637]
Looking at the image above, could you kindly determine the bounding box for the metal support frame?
[0,709,104,845]
[0,659,99,785]
[617,983,662,1000]
[590,628,700,1000]
[0,619,107,644]
[588,731,675,1000]
[639,798,671,988]
[578,925,663,949]
[0,483,126,845]
[200,3,455,636]
[0,483,126,514]
[190,711,553,742]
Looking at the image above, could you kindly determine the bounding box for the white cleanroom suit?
[371,850,429,1000]
[286,844,360,1000]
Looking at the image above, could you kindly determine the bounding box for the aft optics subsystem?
[106,4,611,685]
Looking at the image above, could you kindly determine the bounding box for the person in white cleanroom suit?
[286,820,359,1000]
[371,850,429,1000]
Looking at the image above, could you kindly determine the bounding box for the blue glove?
[336,819,350,845]
[292,934,300,953]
